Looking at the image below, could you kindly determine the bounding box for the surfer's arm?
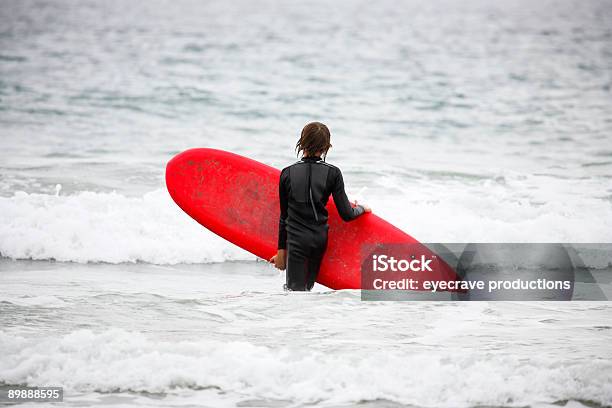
[278,168,289,249]
[332,169,366,221]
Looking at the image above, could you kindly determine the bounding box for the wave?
[0,329,610,407]
[1,187,611,265]
[0,189,250,264]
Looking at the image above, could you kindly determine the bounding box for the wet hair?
[295,122,332,159]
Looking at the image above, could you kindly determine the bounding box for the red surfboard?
[166,148,456,290]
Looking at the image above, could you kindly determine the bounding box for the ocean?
[1,0,611,407]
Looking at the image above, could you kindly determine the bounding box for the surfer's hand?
[353,200,372,213]
[269,250,287,271]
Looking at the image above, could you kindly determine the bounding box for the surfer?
[269,122,371,291]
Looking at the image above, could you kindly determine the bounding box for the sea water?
[1,0,611,407]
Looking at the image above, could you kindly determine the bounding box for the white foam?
[0,328,610,407]
[366,171,612,243]
[0,189,251,264]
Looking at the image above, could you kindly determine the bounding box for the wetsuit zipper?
[307,162,319,222]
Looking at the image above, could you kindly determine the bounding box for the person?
[269,122,371,291]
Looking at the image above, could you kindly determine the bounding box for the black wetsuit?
[278,156,365,291]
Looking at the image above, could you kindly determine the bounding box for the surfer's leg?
[305,253,322,291]
[286,242,309,291]
[305,232,328,291]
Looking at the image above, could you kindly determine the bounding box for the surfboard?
[166,148,457,290]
